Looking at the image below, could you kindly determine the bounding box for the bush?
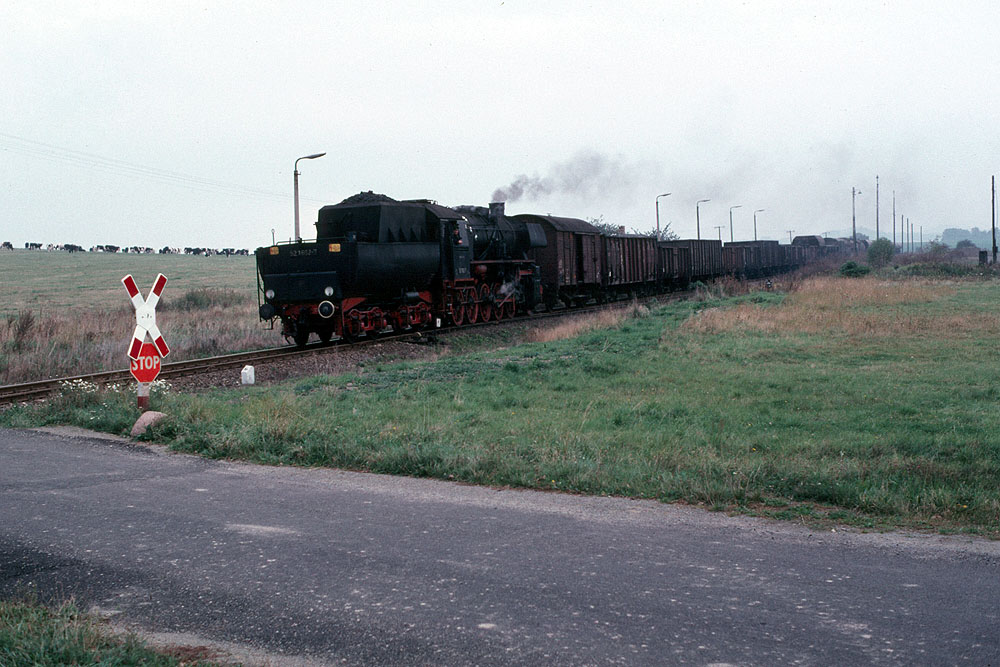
[839,261,871,278]
[867,238,894,268]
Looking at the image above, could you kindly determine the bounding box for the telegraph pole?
[993,175,997,264]
[875,175,880,239]
[852,187,861,254]
[892,191,896,249]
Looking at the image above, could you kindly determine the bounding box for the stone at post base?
[131,411,167,438]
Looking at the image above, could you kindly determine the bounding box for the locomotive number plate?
[289,248,317,257]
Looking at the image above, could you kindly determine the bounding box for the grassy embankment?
[0,599,221,666]
[4,273,999,535]
[0,250,274,384]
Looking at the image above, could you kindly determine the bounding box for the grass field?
[5,274,999,535]
[0,250,270,384]
[0,249,256,315]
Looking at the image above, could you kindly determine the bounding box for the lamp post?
[713,225,724,242]
[696,199,710,240]
[852,187,862,255]
[753,209,765,241]
[655,193,671,237]
[729,205,742,243]
[786,230,795,244]
[294,152,326,241]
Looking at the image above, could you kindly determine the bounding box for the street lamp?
[294,152,326,241]
[852,187,862,255]
[713,225,724,242]
[729,205,742,243]
[753,209,765,241]
[655,193,671,237]
[696,199,710,240]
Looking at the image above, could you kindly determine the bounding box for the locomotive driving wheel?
[478,283,493,322]
[450,296,465,326]
[465,287,479,324]
[501,293,515,320]
[342,310,363,343]
[493,282,515,320]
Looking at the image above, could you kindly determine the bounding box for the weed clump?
[839,261,871,278]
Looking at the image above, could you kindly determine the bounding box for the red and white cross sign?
[122,273,170,360]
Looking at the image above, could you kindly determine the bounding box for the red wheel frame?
[465,288,479,323]
[478,283,493,322]
[451,296,465,325]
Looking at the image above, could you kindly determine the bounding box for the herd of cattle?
[2,242,250,256]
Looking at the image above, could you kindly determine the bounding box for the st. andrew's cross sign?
[122,273,170,360]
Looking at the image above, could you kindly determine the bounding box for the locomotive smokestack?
[489,201,505,223]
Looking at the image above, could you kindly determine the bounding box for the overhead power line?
[0,132,331,204]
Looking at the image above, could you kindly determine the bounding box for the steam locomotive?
[255,192,840,345]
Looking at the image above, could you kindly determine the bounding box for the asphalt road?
[1,427,998,666]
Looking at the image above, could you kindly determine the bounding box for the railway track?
[0,292,691,406]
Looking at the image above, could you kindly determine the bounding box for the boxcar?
[516,214,602,307]
[658,239,723,282]
[722,244,748,277]
[657,242,691,289]
[602,233,657,296]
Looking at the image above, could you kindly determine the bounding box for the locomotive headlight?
[264,289,275,299]
[324,286,334,297]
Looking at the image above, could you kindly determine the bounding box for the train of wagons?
[255,192,850,345]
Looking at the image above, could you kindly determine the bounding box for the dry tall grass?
[683,276,999,338]
[525,303,647,343]
[0,290,277,384]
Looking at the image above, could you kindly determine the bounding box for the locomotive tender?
[256,192,839,345]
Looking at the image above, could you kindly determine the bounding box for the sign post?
[130,343,161,411]
[123,274,169,411]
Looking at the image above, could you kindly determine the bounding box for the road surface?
[1,427,998,665]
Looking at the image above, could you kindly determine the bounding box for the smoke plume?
[492,151,652,204]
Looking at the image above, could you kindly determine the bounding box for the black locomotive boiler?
[256,193,546,345]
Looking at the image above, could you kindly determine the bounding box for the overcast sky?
[3,1,999,249]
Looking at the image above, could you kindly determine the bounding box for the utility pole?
[852,187,861,254]
[920,225,923,251]
[993,175,997,264]
[892,191,896,249]
[875,175,880,240]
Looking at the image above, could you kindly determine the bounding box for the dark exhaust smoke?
[492,151,648,203]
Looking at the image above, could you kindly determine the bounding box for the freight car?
[256,193,846,345]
